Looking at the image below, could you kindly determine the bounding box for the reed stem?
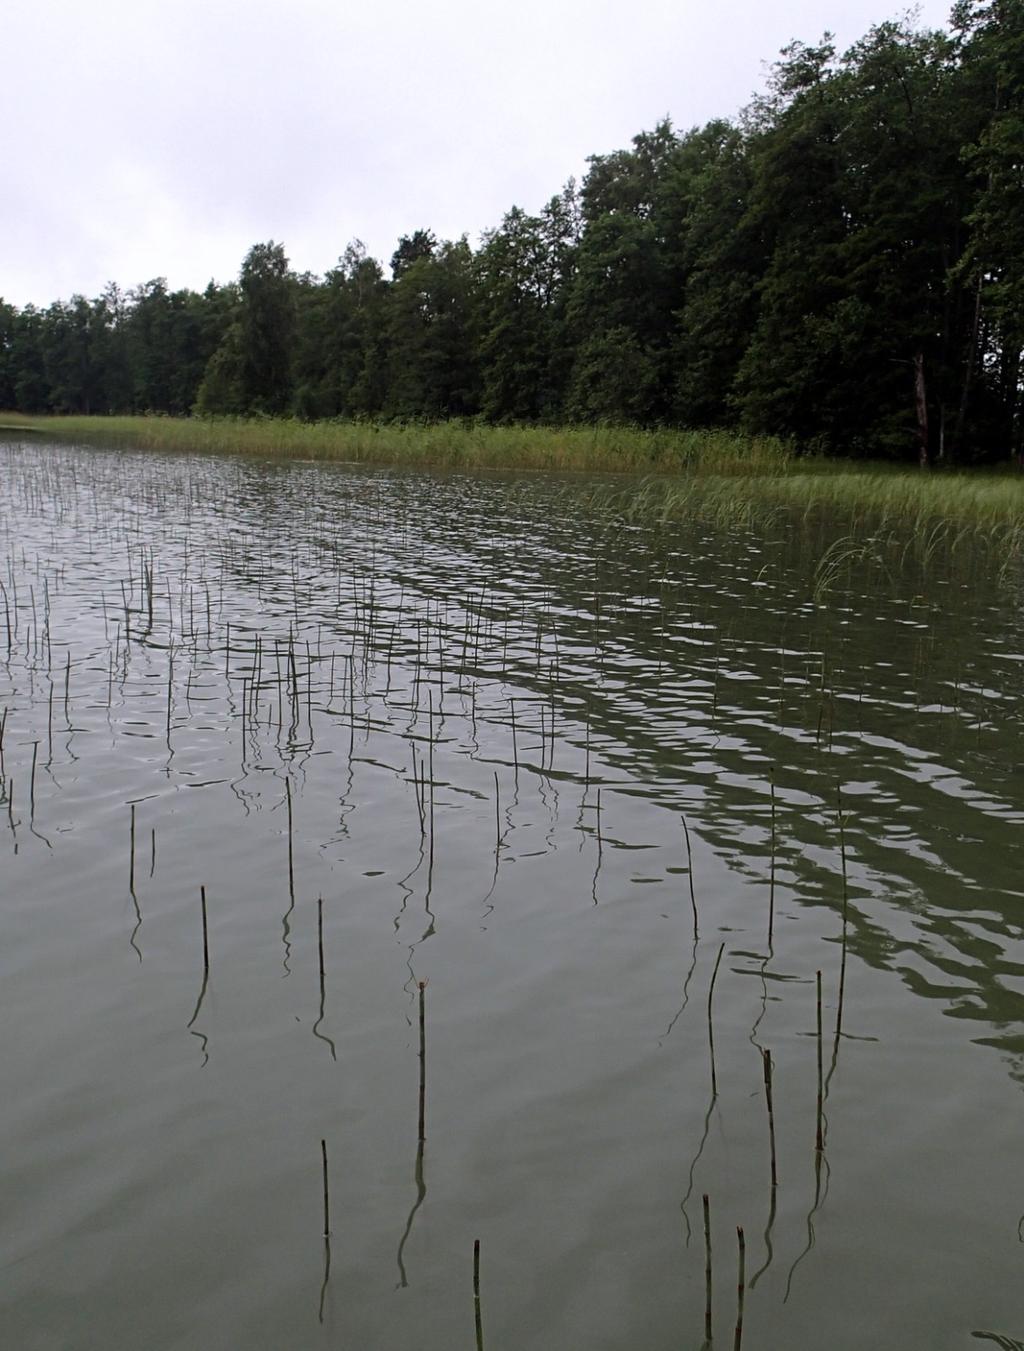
[200,885,209,973]
[703,1193,713,1344]
[835,784,849,1050]
[473,1237,484,1351]
[321,1138,331,1237]
[763,1048,778,1188]
[816,970,824,1152]
[768,767,776,947]
[682,813,699,934]
[708,942,725,1098]
[418,979,427,1144]
[286,777,295,902]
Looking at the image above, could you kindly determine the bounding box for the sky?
[2,0,954,308]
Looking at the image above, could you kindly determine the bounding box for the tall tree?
[669,120,762,427]
[384,238,480,417]
[238,240,296,414]
[476,206,551,421]
[566,120,679,422]
[953,0,1024,460]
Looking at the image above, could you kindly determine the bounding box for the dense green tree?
[566,326,661,422]
[667,121,761,426]
[238,241,296,414]
[7,307,48,411]
[124,279,217,413]
[292,241,388,419]
[476,206,551,421]
[952,0,1024,459]
[730,37,854,446]
[535,181,582,407]
[565,121,680,422]
[390,230,437,280]
[0,300,19,409]
[833,22,972,461]
[195,322,246,415]
[35,295,110,413]
[384,238,480,417]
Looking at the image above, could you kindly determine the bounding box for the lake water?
[1,436,1022,1350]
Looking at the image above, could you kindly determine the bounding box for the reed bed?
[0,413,791,475]
[8,414,1021,581]
[572,467,1024,597]
[580,465,1024,534]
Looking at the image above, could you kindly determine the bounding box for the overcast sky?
[3,0,953,307]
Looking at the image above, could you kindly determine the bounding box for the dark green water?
[1,438,1021,1350]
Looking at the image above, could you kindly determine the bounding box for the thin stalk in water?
[703,1194,713,1345]
[321,1138,331,1236]
[313,896,337,1061]
[200,885,210,973]
[708,943,725,1098]
[418,979,428,1142]
[816,971,824,1152]
[763,1048,778,1189]
[286,777,295,900]
[682,813,699,935]
[473,1238,484,1351]
[768,767,776,948]
[834,783,849,1054]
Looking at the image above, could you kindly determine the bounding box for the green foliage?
[195,322,246,415]
[669,121,761,427]
[0,300,19,409]
[383,238,480,417]
[565,327,660,423]
[237,241,295,413]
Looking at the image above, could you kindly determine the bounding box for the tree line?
[1,2,1021,464]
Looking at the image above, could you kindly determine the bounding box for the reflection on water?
[0,437,1021,1350]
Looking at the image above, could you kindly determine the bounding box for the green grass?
[0,413,791,476]
[588,463,1024,529]
[576,466,1024,594]
[2,415,1022,582]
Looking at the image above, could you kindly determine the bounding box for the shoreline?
[0,413,791,476]
[1,414,1022,541]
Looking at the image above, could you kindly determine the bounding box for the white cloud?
[1,0,954,305]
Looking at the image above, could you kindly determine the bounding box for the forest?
[0,2,1021,465]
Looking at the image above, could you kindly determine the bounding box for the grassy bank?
[584,462,1024,531]
[576,466,1024,595]
[0,413,791,475]
[2,416,1021,572]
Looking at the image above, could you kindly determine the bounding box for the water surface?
[1,438,1021,1350]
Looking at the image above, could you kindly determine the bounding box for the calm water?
[1,438,1022,1350]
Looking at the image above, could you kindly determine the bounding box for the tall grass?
[576,467,1024,592]
[584,465,1024,530]
[3,415,1021,579]
[0,413,791,475]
